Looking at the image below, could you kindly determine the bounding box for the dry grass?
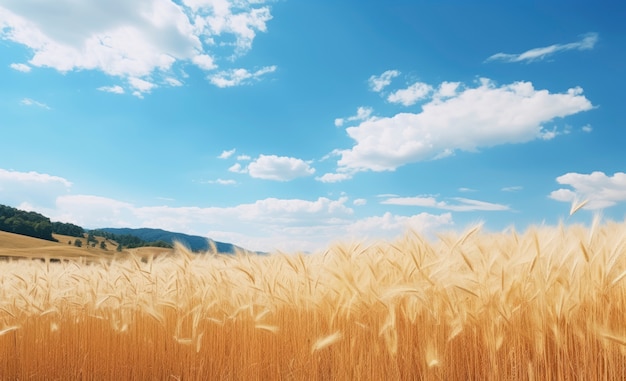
[1,220,626,379]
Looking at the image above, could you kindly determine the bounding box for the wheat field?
[1,219,626,380]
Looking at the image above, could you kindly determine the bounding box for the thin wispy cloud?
[209,179,237,186]
[209,66,277,88]
[20,98,50,109]
[9,63,30,72]
[98,85,125,94]
[486,33,598,63]
[381,195,510,212]
[368,70,400,92]
[218,149,236,159]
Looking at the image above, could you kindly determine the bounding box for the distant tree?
[87,232,97,244]
[100,241,107,250]
[74,239,82,247]
[117,243,123,252]
[68,240,72,245]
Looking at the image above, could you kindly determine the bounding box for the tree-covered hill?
[0,204,251,254]
[95,227,239,253]
[52,221,85,237]
[0,204,55,241]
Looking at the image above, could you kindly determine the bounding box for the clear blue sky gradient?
[1,1,625,252]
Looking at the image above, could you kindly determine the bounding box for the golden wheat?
[0,219,625,379]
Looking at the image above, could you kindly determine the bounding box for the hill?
[94,227,243,253]
[0,204,55,241]
[0,230,172,261]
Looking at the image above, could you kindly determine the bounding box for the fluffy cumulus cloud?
[486,32,598,63]
[549,171,626,210]
[387,81,433,106]
[381,195,510,212]
[327,78,592,177]
[0,0,275,95]
[247,155,315,181]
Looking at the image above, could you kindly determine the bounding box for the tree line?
[88,229,173,250]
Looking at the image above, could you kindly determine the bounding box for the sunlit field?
[1,218,626,380]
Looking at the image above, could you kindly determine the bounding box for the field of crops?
[1,219,626,380]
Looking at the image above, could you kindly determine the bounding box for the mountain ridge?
[94,227,248,254]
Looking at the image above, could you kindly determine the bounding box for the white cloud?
[165,77,183,86]
[501,186,523,192]
[368,70,400,92]
[334,106,373,127]
[458,187,476,193]
[333,79,593,175]
[208,65,276,87]
[381,195,510,212]
[218,148,236,159]
[10,62,30,72]
[346,212,453,242]
[315,172,353,183]
[0,168,71,209]
[582,124,593,133]
[0,169,71,188]
[549,171,626,210]
[128,77,157,95]
[192,53,216,70]
[209,178,237,185]
[247,155,315,181]
[20,98,50,109]
[228,163,247,173]
[352,198,367,206]
[182,0,272,55]
[486,32,598,63]
[387,81,433,106]
[0,1,274,94]
[436,81,460,98]
[236,154,251,161]
[98,85,125,94]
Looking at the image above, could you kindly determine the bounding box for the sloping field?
[0,221,625,379]
[0,231,108,260]
[0,231,173,261]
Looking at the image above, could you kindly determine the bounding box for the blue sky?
[1,1,625,252]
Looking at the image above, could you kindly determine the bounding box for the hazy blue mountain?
[96,227,242,253]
